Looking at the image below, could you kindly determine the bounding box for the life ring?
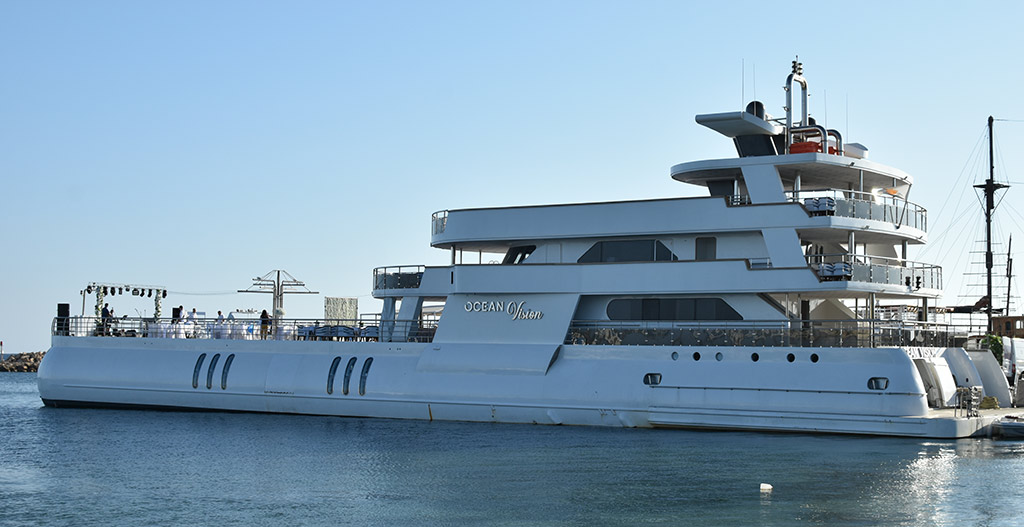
[789,141,836,154]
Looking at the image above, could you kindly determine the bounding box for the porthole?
[810,353,819,363]
[192,353,207,389]
[751,353,759,362]
[220,354,235,390]
[206,353,221,390]
[786,353,795,363]
[327,356,342,395]
[867,377,889,390]
[715,352,723,362]
[671,351,679,361]
[692,352,701,361]
[342,357,358,395]
[643,373,662,385]
[358,357,374,396]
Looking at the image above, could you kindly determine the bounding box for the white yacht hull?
[38,337,998,438]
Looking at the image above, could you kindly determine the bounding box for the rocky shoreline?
[0,352,45,372]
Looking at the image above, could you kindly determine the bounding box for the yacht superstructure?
[39,64,1011,437]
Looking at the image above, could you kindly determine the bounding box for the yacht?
[39,63,1013,437]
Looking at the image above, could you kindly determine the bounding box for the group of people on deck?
[100,303,274,340]
[171,305,273,340]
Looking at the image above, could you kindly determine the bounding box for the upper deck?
[430,188,926,250]
[430,64,925,259]
[412,63,942,303]
[670,152,912,195]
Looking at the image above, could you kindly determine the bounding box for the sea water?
[3,373,1024,526]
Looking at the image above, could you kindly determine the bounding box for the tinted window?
[696,237,717,260]
[359,357,374,396]
[220,354,235,390]
[578,242,603,263]
[695,298,716,320]
[578,240,677,263]
[342,357,358,395]
[327,356,342,395]
[606,240,656,262]
[656,241,673,261]
[206,354,221,390]
[642,298,661,320]
[606,299,642,320]
[606,298,741,321]
[502,245,536,264]
[675,299,695,320]
[192,353,207,389]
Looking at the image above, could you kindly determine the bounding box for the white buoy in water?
[760,483,773,492]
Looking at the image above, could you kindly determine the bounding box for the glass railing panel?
[836,199,856,217]
[431,210,448,234]
[786,189,927,232]
[372,265,425,290]
[564,319,965,348]
[806,254,942,289]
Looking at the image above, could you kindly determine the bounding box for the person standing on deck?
[101,303,112,336]
[260,309,271,340]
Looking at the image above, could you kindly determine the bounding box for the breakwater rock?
[0,352,45,372]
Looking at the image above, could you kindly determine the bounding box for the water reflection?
[4,374,1024,526]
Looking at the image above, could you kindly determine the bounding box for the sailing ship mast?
[975,116,1009,333]
[1006,235,1013,317]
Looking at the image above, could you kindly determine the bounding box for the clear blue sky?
[3,1,1024,353]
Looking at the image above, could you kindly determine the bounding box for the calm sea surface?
[3,373,1024,526]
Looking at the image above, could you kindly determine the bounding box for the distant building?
[993,315,1024,338]
[325,297,357,321]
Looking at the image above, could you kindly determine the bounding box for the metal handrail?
[786,188,927,231]
[805,253,938,270]
[52,316,438,343]
[805,253,942,289]
[432,210,448,234]
[565,318,966,348]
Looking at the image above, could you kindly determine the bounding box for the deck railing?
[806,253,942,290]
[372,266,425,290]
[432,210,448,234]
[56,316,969,349]
[52,317,438,343]
[786,188,927,231]
[565,319,963,348]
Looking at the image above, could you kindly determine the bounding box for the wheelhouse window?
[606,298,741,321]
[578,240,677,263]
[695,237,717,261]
[502,245,536,264]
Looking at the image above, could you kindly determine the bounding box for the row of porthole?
[644,372,891,391]
[328,356,373,396]
[192,353,236,390]
[671,351,821,363]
